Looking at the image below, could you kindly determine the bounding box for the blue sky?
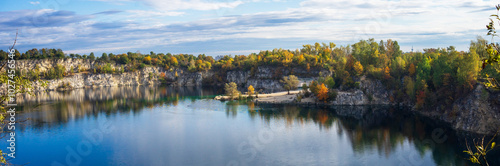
[0,0,497,56]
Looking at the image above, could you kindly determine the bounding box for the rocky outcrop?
[437,85,500,135]
[332,90,370,105]
[226,66,330,92]
[0,59,214,93]
[14,58,120,73]
[327,77,392,105]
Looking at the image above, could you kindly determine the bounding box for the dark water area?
[1,86,499,166]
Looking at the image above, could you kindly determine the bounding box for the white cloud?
[3,0,500,55]
[127,10,185,17]
[96,0,244,11]
[138,0,244,11]
[29,1,40,5]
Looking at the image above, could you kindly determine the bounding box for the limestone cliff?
[0,59,213,92]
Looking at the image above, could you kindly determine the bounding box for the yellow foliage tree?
[298,54,305,65]
[317,83,329,102]
[354,61,364,76]
[248,85,255,96]
[144,56,152,63]
[282,51,294,66]
[171,57,179,66]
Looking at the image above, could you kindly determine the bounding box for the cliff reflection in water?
[15,86,499,166]
[226,101,494,166]
[16,86,221,130]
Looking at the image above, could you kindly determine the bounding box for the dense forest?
[1,37,498,110]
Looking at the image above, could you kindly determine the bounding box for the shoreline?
[216,89,500,136]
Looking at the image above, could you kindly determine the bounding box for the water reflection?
[13,86,500,166]
[16,86,220,131]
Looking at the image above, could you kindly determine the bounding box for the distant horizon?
[0,38,487,58]
[0,0,497,56]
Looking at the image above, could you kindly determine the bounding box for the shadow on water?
[10,86,500,166]
[250,103,500,166]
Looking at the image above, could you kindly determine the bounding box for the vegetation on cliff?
[2,37,498,111]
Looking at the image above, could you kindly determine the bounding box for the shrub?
[328,89,338,101]
[45,64,66,80]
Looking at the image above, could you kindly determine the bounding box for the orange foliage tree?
[384,66,391,79]
[317,83,329,102]
[408,63,416,76]
[416,90,426,108]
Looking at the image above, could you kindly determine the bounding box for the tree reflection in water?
[13,86,500,166]
[15,86,220,132]
[228,102,499,166]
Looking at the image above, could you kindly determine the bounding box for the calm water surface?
[2,86,499,166]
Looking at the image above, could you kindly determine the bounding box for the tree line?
[2,37,498,109]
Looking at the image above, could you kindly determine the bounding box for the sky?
[0,0,497,56]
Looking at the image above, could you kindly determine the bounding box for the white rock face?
[0,59,214,93]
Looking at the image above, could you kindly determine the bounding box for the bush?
[28,68,41,81]
[44,64,66,80]
[139,63,146,69]
[101,63,113,74]
[296,93,303,102]
[328,89,338,101]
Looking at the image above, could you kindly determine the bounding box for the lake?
[2,86,499,166]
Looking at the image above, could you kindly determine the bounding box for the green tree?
[325,76,335,89]
[403,76,415,99]
[309,81,319,95]
[302,83,309,94]
[416,56,431,90]
[89,52,95,60]
[119,54,129,64]
[280,75,299,94]
[225,82,240,99]
[101,53,108,61]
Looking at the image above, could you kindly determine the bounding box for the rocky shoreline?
[249,83,500,135]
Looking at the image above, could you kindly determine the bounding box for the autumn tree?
[247,85,255,96]
[383,66,391,79]
[317,83,329,102]
[144,56,152,64]
[281,75,299,94]
[171,57,179,66]
[354,61,364,76]
[408,63,416,77]
[225,82,240,99]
